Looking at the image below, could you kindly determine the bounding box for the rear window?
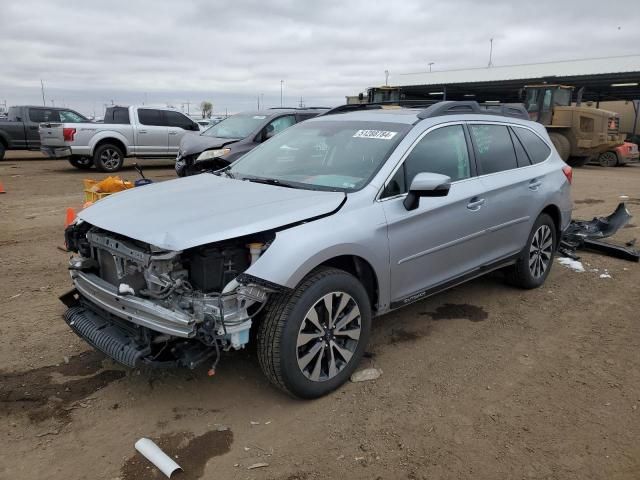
[29,108,60,123]
[513,127,551,164]
[138,109,164,126]
[469,124,518,175]
[104,108,130,124]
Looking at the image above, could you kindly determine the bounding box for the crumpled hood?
[78,174,345,251]
[179,134,239,156]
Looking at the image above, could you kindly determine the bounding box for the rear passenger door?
[468,122,547,260]
[135,109,169,156]
[382,124,495,304]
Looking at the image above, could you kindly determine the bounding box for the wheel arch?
[0,131,10,149]
[314,255,379,313]
[90,134,129,157]
[541,204,561,239]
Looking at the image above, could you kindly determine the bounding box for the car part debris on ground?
[351,368,383,382]
[134,438,182,478]
[560,202,639,262]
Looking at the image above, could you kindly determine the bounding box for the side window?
[165,111,195,130]
[268,115,296,134]
[469,124,518,174]
[29,109,60,123]
[113,108,130,124]
[138,109,164,126]
[404,125,471,186]
[508,128,531,167]
[381,166,406,198]
[59,110,85,123]
[513,127,551,164]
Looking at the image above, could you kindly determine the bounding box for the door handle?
[138,130,147,134]
[529,179,542,190]
[467,197,485,211]
[168,131,178,135]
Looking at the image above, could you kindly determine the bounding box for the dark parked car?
[175,107,328,176]
[0,105,89,160]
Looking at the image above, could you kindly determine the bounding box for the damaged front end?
[61,220,278,369]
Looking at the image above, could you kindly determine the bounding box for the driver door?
[382,124,494,305]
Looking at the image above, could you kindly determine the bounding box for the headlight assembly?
[196,148,231,161]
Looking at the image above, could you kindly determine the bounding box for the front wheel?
[505,213,557,289]
[598,151,618,167]
[258,267,371,398]
[93,144,124,172]
[68,155,93,170]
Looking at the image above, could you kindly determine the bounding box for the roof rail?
[417,101,529,120]
[321,100,439,116]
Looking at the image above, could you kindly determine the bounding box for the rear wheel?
[505,213,557,289]
[93,144,124,172]
[258,267,371,398]
[68,155,93,170]
[549,132,570,162]
[0,143,5,160]
[598,151,618,167]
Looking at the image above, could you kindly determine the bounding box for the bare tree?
[200,101,213,118]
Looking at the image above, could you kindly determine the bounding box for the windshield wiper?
[243,176,299,189]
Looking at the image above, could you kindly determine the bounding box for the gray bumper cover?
[71,271,196,338]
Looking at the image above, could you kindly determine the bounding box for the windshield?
[229,120,410,191]
[202,113,267,139]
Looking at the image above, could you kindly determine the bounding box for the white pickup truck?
[40,105,200,172]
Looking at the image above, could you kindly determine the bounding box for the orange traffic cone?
[64,207,76,228]
[0,181,5,194]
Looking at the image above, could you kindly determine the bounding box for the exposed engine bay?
[61,220,277,369]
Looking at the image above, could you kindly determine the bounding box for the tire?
[505,213,557,289]
[0,143,5,161]
[598,151,618,167]
[68,155,94,170]
[257,267,372,399]
[93,144,124,172]
[548,132,570,162]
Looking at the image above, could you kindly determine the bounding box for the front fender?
[244,200,392,311]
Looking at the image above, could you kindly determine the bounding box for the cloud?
[0,0,636,115]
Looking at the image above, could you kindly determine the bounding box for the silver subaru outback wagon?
[61,101,573,398]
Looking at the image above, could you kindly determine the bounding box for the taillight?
[63,127,76,142]
[562,165,573,185]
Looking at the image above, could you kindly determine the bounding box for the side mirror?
[403,172,451,211]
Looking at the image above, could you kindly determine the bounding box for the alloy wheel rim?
[529,225,553,278]
[296,291,361,382]
[101,149,121,169]
[600,152,617,167]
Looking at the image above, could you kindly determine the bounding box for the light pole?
[280,80,284,107]
[428,62,434,72]
[488,38,494,67]
[384,70,389,86]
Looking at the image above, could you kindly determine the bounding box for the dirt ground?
[1,153,639,480]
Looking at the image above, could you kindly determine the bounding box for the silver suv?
[61,101,573,398]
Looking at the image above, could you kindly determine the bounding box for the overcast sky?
[0,0,637,116]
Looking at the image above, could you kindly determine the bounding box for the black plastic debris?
[560,202,639,262]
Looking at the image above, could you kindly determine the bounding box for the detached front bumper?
[41,146,72,158]
[70,270,196,338]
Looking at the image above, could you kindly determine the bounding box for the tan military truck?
[522,85,625,166]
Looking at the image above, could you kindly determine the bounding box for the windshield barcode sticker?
[353,130,398,140]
